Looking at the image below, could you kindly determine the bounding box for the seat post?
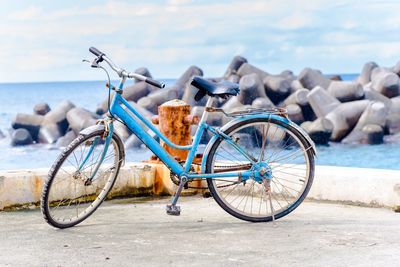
[199,96,214,125]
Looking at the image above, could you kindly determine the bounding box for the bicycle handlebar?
[89,47,105,57]
[88,47,165,88]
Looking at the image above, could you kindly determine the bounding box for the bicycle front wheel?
[41,129,124,228]
[206,117,314,222]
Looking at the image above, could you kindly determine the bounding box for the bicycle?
[40,47,316,229]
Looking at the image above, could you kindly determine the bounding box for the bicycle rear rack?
[206,107,288,118]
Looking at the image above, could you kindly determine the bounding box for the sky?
[0,0,400,83]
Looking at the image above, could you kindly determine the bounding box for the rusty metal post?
[151,99,198,161]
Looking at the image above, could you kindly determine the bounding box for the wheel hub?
[251,162,272,183]
[73,171,92,186]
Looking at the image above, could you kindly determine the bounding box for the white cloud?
[167,0,192,5]
[7,6,41,20]
[277,12,317,30]
[321,32,367,44]
[1,0,400,82]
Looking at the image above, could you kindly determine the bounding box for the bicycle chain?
[169,162,250,189]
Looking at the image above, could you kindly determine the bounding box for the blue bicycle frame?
[83,77,316,183]
[92,79,260,181]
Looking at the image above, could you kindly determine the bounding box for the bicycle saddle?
[191,76,240,101]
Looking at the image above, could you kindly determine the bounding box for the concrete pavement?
[1,196,399,267]
[2,165,400,211]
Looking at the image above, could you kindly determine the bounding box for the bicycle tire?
[206,117,315,222]
[41,129,124,228]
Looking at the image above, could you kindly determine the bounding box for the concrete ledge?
[310,165,400,209]
[0,163,156,210]
[0,164,399,211]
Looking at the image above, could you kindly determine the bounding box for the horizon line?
[0,73,360,85]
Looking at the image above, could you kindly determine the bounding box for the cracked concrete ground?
[1,196,399,267]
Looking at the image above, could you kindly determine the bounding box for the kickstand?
[166,176,187,216]
[264,178,276,226]
[268,190,276,227]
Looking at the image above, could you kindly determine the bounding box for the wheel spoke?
[208,119,313,222]
[43,133,121,228]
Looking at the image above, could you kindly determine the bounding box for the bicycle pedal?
[166,204,181,216]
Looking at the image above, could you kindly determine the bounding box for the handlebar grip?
[89,47,105,57]
[145,78,165,88]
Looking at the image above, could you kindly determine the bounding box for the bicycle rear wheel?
[41,129,123,228]
[206,117,314,222]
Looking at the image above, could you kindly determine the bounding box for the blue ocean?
[0,74,399,170]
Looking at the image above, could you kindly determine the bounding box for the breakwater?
[3,56,400,149]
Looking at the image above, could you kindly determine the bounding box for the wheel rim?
[46,134,120,225]
[210,121,311,219]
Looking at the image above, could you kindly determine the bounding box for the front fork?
[76,118,114,184]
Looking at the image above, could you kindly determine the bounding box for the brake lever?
[82,58,101,68]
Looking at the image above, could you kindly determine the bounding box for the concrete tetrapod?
[125,134,143,149]
[385,113,400,135]
[55,130,77,148]
[113,120,131,141]
[325,100,370,142]
[283,88,314,121]
[125,101,154,121]
[33,103,51,116]
[342,101,389,144]
[307,86,340,118]
[237,63,270,80]
[286,104,304,125]
[263,75,292,104]
[182,81,207,107]
[134,66,203,113]
[300,118,333,145]
[238,73,270,105]
[123,82,152,102]
[363,85,392,109]
[357,62,378,85]
[362,124,384,144]
[327,81,364,102]
[370,69,400,98]
[11,114,43,142]
[226,74,240,83]
[38,123,62,144]
[298,68,331,89]
[66,107,97,134]
[175,66,204,98]
[252,97,274,109]
[283,89,309,107]
[133,67,158,93]
[223,55,248,78]
[133,67,152,82]
[11,128,33,146]
[137,88,179,114]
[290,80,305,92]
[42,100,75,135]
[221,96,244,113]
[392,60,400,76]
[390,96,400,114]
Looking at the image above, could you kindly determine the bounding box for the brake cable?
[84,58,127,127]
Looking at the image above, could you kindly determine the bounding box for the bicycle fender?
[79,124,126,162]
[200,114,316,173]
[79,124,106,136]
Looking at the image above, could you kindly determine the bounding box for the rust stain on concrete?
[32,175,44,200]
